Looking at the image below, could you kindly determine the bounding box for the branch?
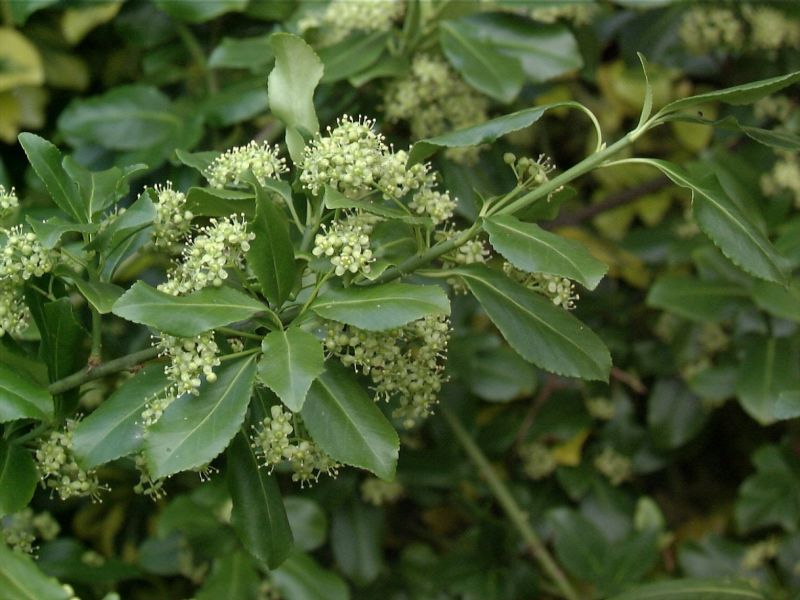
[48,347,161,396]
[546,176,670,229]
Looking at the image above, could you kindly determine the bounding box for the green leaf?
[72,365,170,469]
[735,445,800,533]
[445,13,582,83]
[0,363,52,423]
[227,432,294,568]
[25,217,96,249]
[195,551,259,600]
[484,214,607,290]
[440,20,524,103]
[0,543,71,600]
[185,187,255,218]
[72,280,124,314]
[659,70,800,116]
[9,0,60,25]
[302,363,399,480]
[647,379,708,450]
[209,34,274,72]
[112,282,267,337]
[152,0,248,22]
[285,497,328,552]
[606,579,766,600]
[0,441,38,516]
[311,282,450,331]
[17,133,86,222]
[203,78,269,127]
[637,52,653,130]
[646,275,748,322]
[35,298,87,384]
[268,33,323,164]
[331,501,384,586]
[751,280,800,322]
[641,159,788,283]
[775,390,800,420]
[735,336,800,425]
[323,186,429,224]
[93,191,154,280]
[456,264,611,381]
[258,328,325,413]
[409,102,579,164]
[175,149,219,175]
[247,182,298,308]
[145,355,257,479]
[272,551,350,600]
[318,31,388,83]
[62,157,147,216]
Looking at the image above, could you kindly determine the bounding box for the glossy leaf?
[484,214,607,290]
[331,501,384,586]
[247,182,298,308]
[735,445,800,533]
[258,328,325,413]
[153,0,248,22]
[272,551,350,600]
[25,216,96,249]
[659,70,800,116]
[318,31,388,83]
[18,132,85,222]
[409,102,579,164]
[145,356,257,479]
[285,497,328,552]
[112,282,267,337]
[62,157,147,215]
[72,280,124,314]
[607,579,766,600]
[311,282,450,331]
[642,159,788,283]
[457,264,611,381]
[0,543,71,600]
[302,363,399,480]
[440,20,524,103]
[0,441,38,516]
[0,363,52,423]
[647,379,707,450]
[735,336,800,425]
[227,432,294,568]
[751,280,800,322]
[268,33,322,163]
[195,551,259,600]
[185,186,255,218]
[209,34,274,72]
[646,275,748,322]
[72,365,170,469]
[35,298,87,384]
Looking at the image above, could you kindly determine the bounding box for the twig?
[48,347,161,396]
[611,366,648,395]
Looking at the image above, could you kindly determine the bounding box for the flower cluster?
[158,215,253,295]
[503,262,579,310]
[35,419,104,501]
[593,446,632,486]
[585,396,615,421]
[376,150,433,201]
[504,152,556,188]
[762,151,800,209]
[152,182,193,250]
[0,185,18,219]
[361,477,404,506]
[742,5,800,53]
[312,212,377,277]
[519,441,557,480]
[679,6,744,54]
[754,95,794,123]
[1,509,59,554]
[133,454,165,500]
[205,141,287,189]
[300,0,405,46]
[251,405,340,487]
[408,189,457,226]
[383,54,489,164]
[0,225,58,337]
[325,315,450,428]
[528,2,598,25]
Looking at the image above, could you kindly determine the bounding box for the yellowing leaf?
[672,104,717,152]
[551,429,589,466]
[633,191,672,226]
[557,227,650,288]
[0,87,47,143]
[61,1,122,46]
[41,48,89,90]
[0,28,44,92]
[0,93,21,143]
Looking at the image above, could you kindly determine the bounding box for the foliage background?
[1,1,800,599]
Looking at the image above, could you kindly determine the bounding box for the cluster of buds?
[0,283,30,337]
[133,454,165,500]
[152,182,193,250]
[312,213,377,277]
[528,2,597,25]
[741,536,780,571]
[299,0,405,46]
[251,405,340,487]
[1,509,59,554]
[1,225,57,283]
[503,263,579,310]
[35,419,104,501]
[754,95,795,123]
[383,54,489,164]
[361,477,404,506]
[376,150,433,201]
[408,189,457,226]
[519,441,558,480]
[205,141,287,189]
[679,6,744,54]
[0,185,18,219]
[761,151,800,209]
[504,153,556,189]
[593,446,632,486]
[325,315,450,428]
[742,5,800,53]
[158,215,253,295]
